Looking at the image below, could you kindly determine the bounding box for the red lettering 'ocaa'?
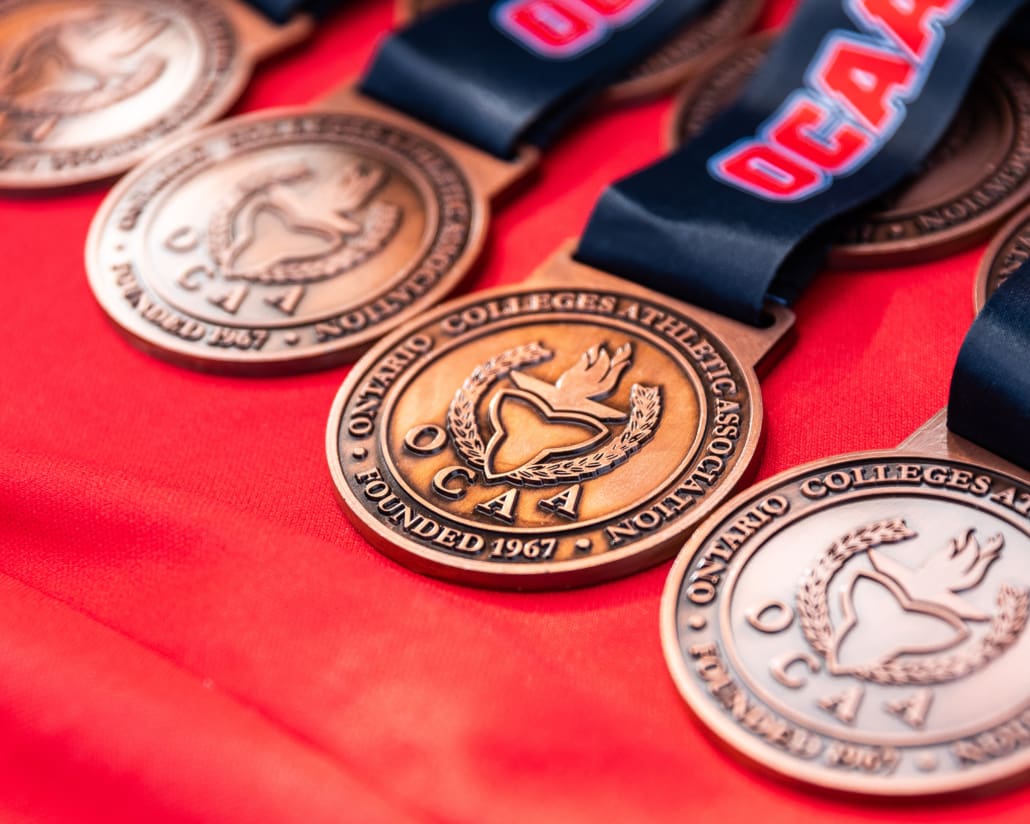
[854,0,964,61]
[814,36,916,131]
[494,0,658,59]
[714,142,825,201]
[767,96,872,174]
[578,0,643,23]
[504,0,597,52]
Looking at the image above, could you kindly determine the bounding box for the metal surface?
[669,34,1030,269]
[0,0,309,189]
[395,0,763,106]
[327,242,793,589]
[86,89,535,373]
[663,414,1030,796]
[975,202,1030,314]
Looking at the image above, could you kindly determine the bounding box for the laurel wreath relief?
[207,163,401,285]
[797,518,1029,686]
[446,343,662,487]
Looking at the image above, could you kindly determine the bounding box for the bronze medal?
[86,89,532,372]
[395,0,763,105]
[0,0,309,190]
[326,244,791,589]
[975,202,1030,313]
[669,34,1030,269]
[662,412,1030,796]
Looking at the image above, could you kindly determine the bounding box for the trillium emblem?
[0,9,170,142]
[207,158,402,286]
[448,341,661,487]
[798,520,1029,685]
[482,344,631,480]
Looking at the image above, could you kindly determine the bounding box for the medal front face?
[87,108,484,372]
[671,38,1030,268]
[397,0,762,105]
[0,0,255,188]
[663,453,1030,795]
[327,276,767,589]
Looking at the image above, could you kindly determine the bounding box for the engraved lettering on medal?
[207,326,269,350]
[165,226,199,254]
[992,485,1030,517]
[538,484,583,520]
[951,710,1030,764]
[264,285,306,316]
[207,283,248,315]
[353,469,485,554]
[818,685,865,725]
[489,537,558,559]
[770,651,820,689]
[432,466,475,500]
[346,335,434,438]
[405,425,448,457]
[687,644,824,759]
[602,305,750,544]
[177,264,212,291]
[682,495,789,605]
[823,741,900,773]
[885,688,934,729]
[746,600,794,633]
[475,488,520,523]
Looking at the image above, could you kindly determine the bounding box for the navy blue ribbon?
[949,262,1030,471]
[577,0,1027,324]
[247,0,337,22]
[361,0,714,158]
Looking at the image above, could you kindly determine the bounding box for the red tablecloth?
[2,1,1027,821]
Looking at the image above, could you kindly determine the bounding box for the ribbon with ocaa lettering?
[577,0,1027,325]
[361,0,715,158]
[950,261,1030,471]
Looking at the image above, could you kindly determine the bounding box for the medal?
[85,0,716,372]
[661,263,1030,796]
[327,0,1025,588]
[668,32,1030,269]
[327,245,789,588]
[396,0,765,105]
[976,201,1030,312]
[0,0,311,190]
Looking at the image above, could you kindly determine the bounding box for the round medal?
[663,451,1030,795]
[975,203,1030,313]
[327,250,790,589]
[0,0,306,189]
[396,0,763,105]
[669,35,1030,269]
[87,105,494,372]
